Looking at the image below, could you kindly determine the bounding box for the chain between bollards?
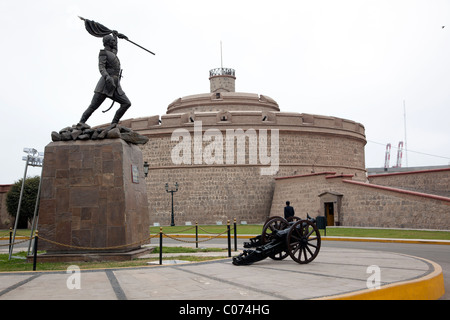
[40,219,238,266]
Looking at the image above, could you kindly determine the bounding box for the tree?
[6,176,40,229]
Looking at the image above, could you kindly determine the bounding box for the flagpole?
[125,38,155,55]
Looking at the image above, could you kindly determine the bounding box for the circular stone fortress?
[118,68,367,225]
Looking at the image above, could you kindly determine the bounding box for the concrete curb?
[316,256,445,300]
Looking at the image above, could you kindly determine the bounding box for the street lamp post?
[9,148,44,260]
[143,161,149,177]
[165,182,179,226]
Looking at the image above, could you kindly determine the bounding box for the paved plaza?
[0,245,444,300]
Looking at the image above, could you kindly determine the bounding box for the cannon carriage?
[232,215,321,266]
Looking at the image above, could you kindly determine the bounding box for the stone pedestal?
[38,139,150,259]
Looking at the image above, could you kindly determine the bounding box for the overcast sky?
[1,0,450,184]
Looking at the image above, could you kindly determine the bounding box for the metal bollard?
[8,227,12,256]
[233,218,237,251]
[227,220,231,257]
[195,222,198,249]
[33,230,38,271]
[159,227,163,265]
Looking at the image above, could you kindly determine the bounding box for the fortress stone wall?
[117,69,367,225]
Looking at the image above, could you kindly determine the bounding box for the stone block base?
[38,139,150,257]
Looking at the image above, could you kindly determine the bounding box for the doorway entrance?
[324,202,334,226]
[319,191,342,226]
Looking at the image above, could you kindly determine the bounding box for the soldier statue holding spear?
[77,17,155,125]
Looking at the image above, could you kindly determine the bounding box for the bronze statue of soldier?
[79,32,131,125]
[77,17,154,125]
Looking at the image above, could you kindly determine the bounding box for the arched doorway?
[318,191,343,226]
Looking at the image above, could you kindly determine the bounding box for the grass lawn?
[0,247,228,272]
[5,225,449,241]
[323,227,450,240]
[150,224,450,240]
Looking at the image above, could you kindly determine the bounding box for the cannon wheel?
[261,216,290,260]
[286,216,301,223]
[286,220,321,264]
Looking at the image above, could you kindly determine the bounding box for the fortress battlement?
[120,111,365,140]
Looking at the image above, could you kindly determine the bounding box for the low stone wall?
[271,172,450,230]
[368,168,450,198]
[341,180,450,229]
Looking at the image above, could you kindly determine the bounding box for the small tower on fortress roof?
[209,67,236,93]
[166,67,280,114]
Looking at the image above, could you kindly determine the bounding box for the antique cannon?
[232,215,321,266]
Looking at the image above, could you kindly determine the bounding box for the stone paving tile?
[0,271,116,300]
[0,274,34,292]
